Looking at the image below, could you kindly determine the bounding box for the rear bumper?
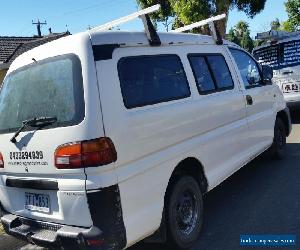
[1,213,104,249]
[0,184,127,250]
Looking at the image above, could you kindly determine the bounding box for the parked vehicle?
[0,5,292,250]
[253,30,300,108]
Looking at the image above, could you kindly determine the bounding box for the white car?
[0,9,292,250]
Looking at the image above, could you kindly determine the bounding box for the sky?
[0,0,289,39]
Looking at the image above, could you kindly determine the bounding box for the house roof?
[0,32,70,70]
[0,36,38,63]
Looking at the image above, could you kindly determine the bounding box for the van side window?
[206,55,234,89]
[188,54,234,94]
[229,48,262,88]
[118,55,190,109]
[188,57,215,92]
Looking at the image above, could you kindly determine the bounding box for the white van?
[253,30,300,108]
[0,7,292,250]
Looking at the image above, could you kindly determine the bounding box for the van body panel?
[227,48,278,157]
[92,44,255,245]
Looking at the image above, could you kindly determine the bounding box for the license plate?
[283,83,300,93]
[25,192,50,213]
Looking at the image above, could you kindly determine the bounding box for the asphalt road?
[1,111,300,250]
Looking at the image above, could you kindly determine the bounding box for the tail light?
[55,137,117,169]
[0,152,3,168]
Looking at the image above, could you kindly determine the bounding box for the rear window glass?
[253,39,300,70]
[0,54,84,134]
[118,55,190,109]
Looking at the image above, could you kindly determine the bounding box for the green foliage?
[136,0,174,30]
[241,30,254,52]
[137,0,173,22]
[271,18,281,30]
[285,0,300,30]
[281,20,296,32]
[226,21,254,52]
[136,0,267,35]
[234,0,267,18]
[227,27,240,45]
[272,0,300,32]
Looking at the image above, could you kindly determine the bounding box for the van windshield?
[253,39,300,70]
[0,54,84,134]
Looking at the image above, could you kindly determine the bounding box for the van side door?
[186,45,250,187]
[228,48,276,154]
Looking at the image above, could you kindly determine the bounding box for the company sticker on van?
[7,151,48,167]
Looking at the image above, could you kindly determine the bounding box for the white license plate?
[283,83,300,93]
[25,192,50,213]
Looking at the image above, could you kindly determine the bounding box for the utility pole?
[32,19,47,36]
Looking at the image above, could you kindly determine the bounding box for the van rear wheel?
[166,176,203,249]
[271,118,286,160]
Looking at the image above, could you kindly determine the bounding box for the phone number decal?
[10,151,43,160]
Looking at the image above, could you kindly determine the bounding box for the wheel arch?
[167,157,208,194]
[145,157,208,243]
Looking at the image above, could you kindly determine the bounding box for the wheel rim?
[175,189,199,236]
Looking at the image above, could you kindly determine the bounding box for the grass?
[0,224,5,235]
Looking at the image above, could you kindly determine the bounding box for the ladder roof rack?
[89,5,226,46]
[170,14,226,45]
[90,4,161,46]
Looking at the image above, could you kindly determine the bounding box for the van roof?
[8,30,240,73]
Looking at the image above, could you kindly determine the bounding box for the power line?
[61,0,123,16]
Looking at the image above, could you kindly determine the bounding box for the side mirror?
[262,65,273,84]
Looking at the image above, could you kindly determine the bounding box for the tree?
[226,21,254,52]
[285,0,300,31]
[226,27,240,45]
[136,0,267,37]
[271,18,281,30]
[136,0,174,31]
[240,30,254,52]
[281,20,296,32]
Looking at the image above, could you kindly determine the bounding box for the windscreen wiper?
[10,116,57,143]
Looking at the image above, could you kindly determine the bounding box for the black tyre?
[270,118,286,160]
[166,176,203,249]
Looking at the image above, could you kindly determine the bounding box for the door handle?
[246,95,253,105]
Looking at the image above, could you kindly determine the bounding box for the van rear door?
[0,53,101,228]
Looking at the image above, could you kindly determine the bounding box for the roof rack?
[91,4,161,46]
[170,14,226,45]
[89,5,226,46]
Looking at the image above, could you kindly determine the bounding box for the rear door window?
[188,54,234,94]
[0,54,84,134]
[118,55,190,109]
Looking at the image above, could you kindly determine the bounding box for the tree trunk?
[215,0,231,38]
